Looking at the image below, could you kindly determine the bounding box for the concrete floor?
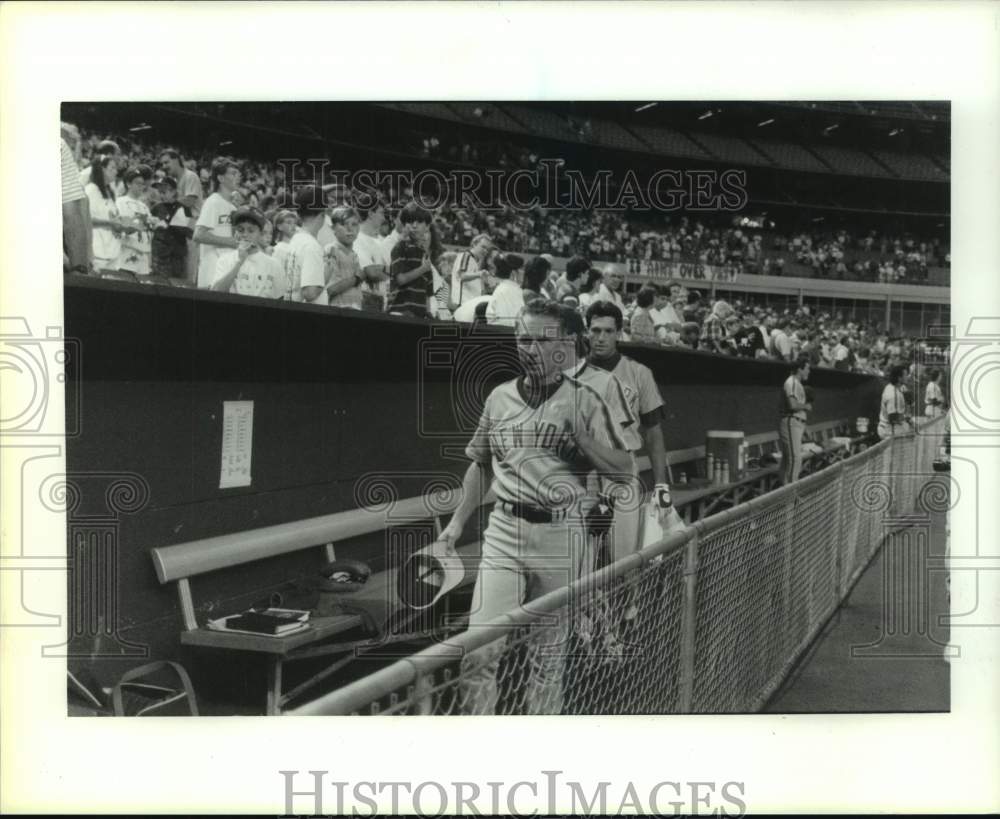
[766,508,950,712]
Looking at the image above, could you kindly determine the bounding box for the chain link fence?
[288,415,948,716]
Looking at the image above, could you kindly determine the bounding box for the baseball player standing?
[778,355,812,484]
[581,301,672,564]
[440,299,632,715]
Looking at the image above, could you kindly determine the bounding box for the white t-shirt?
[771,329,792,360]
[195,192,236,288]
[486,280,525,327]
[213,249,284,298]
[354,230,390,309]
[649,304,681,340]
[115,194,152,274]
[85,183,121,265]
[286,230,328,306]
[271,239,293,299]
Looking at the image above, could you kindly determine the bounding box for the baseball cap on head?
[292,185,326,215]
[231,206,266,230]
[153,175,177,189]
[96,139,121,155]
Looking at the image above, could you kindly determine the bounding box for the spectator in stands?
[485,253,526,327]
[149,177,193,279]
[679,321,701,350]
[731,313,766,358]
[84,155,131,273]
[833,335,852,371]
[629,287,658,344]
[388,203,435,318]
[770,316,794,361]
[649,284,682,341]
[595,265,625,311]
[286,186,329,305]
[553,255,589,303]
[158,149,203,215]
[194,157,241,288]
[353,201,391,313]
[269,208,298,296]
[323,206,366,310]
[116,166,155,277]
[62,126,92,275]
[448,233,493,313]
[520,256,551,303]
[211,206,284,298]
[577,268,603,312]
[700,299,734,356]
[80,139,124,196]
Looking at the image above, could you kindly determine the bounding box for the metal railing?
[287,415,948,716]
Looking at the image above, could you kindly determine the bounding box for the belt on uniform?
[497,500,570,523]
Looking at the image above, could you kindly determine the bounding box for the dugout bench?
[151,491,489,715]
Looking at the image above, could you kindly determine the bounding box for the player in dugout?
[440,298,633,715]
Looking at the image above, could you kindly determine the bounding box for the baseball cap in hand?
[397,541,465,610]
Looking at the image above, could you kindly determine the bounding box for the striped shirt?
[61,140,85,204]
[465,374,628,510]
[388,238,431,318]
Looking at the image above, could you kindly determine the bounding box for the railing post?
[678,530,700,713]
[831,463,845,602]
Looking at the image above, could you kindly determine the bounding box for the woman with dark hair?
[84,155,133,272]
[520,256,551,303]
[877,364,911,439]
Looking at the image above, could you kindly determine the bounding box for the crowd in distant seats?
[59,125,947,373]
[62,126,950,280]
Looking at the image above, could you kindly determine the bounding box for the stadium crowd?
[60,125,944,376]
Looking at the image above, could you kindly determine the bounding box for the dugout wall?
[62,277,882,695]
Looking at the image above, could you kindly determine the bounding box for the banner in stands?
[625,258,742,283]
[444,246,740,284]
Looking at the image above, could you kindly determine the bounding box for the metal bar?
[177,578,197,631]
[678,531,700,713]
[266,657,282,716]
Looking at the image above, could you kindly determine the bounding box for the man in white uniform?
[778,355,811,484]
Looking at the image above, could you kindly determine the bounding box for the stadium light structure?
[757,118,774,127]
[889,128,904,137]
[128,123,152,133]
[698,109,714,120]
[634,102,657,113]
[823,124,839,134]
